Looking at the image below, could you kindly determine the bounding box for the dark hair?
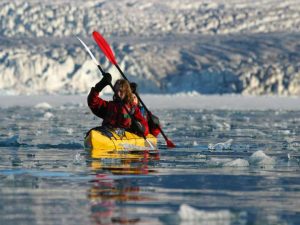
[130,82,138,94]
[113,79,134,104]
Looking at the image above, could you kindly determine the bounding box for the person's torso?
[102,101,135,129]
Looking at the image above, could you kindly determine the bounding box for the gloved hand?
[131,120,145,136]
[95,72,112,92]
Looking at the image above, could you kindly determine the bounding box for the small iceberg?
[224,158,249,167]
[43,112,54,119]
[208,139,233,150]
[178,204,232,225]
[249,150,275,168]
[34,102,52,109]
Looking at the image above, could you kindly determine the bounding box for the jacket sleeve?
[87,87,108,118]
[147,113,161,137]
[150,126,161,137]
[133,106,149,136]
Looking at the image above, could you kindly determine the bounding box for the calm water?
[1,104,300,225]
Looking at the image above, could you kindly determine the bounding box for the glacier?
[1,0,300,95]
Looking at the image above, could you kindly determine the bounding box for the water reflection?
[87,148,159,225]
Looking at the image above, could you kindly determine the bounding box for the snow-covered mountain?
[1,0,300,95]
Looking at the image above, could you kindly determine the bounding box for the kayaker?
[87,73,149,137]
[130,82,161,137]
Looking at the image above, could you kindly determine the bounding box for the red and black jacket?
[87,87,149,136]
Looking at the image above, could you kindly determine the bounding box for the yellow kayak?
[85,127,159,174]
[84,127,157,152]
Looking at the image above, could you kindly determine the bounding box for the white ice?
[178,204,232,225]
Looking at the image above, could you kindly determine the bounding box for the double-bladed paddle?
[77,36,155,150]
[92,31,175,148]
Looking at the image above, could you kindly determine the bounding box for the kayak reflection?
[87,147,159,224]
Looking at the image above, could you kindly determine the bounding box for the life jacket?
[102,101,136,129]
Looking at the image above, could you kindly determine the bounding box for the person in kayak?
[87,73,149,137]
[130,82,161,137]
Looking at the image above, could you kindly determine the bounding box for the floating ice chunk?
[73,152,83,164]
[208,139,233,150]
[214,122,231,131]
[34,102,52,109]
[43,112,54,119]
[192,154,207,159]
[208,157,233,167]
[66,128,74,134]
[178,204,232,224]
[249,150,275,167]
[60,127,74,134]
[224,158,249,167]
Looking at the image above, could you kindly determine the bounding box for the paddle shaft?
[114,64,170,142]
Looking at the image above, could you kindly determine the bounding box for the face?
[114,80,131,102]
[116,87,125,100]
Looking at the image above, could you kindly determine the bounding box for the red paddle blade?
[166,139,176,148]
[92,31,117,65]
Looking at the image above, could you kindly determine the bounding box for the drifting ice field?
[1,96,300,225]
